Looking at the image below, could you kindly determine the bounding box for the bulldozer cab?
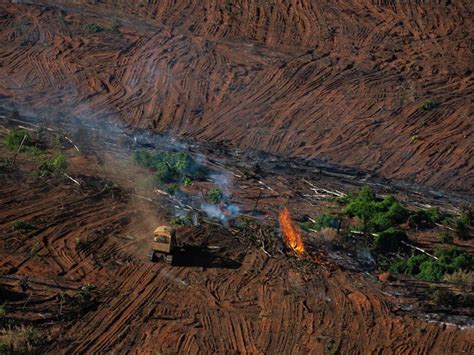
[151,226,176,254]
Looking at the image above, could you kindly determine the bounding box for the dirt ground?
[0,129,473,353]
[0,0,472,193]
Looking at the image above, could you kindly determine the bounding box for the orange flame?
[279,207,305,255]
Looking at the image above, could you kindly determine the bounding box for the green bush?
[84,23,104,34]
[3,129,30,150]
[437,231,453,244]
[374,227,408,252]
[13,221,36,231]
[207,188,223,204]
[343,187,409,232]
[409,208,443,229]
[38,153,68,176]
[170,216,191,226]
[132,149,202,186]
[454,213,471,240]
[421,99,437,111]
[390,247,474,281]
[300,214,339,232]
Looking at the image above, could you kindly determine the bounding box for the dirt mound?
[0,1,472,193]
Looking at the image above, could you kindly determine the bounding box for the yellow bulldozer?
[148,226,176,264]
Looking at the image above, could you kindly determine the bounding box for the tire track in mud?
[0,172,472,353]
[0,1,472,192]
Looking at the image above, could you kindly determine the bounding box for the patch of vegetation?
[436,230,453,244]
[84,23,104,34]
[343,187,409,233]
[300,214,339,232]
[3,129,30,151]
[373,227,408,252]
[38,153,68,177]
[390,247,474,281]
[12,221,36,231]
[170,216,191,227]
[132,149,204,188]
[408,207,443,230]
[207,188,224,204]
[421,99,437,111]
[182,176,192,187]
[410,134,420,142]
[454,212,471,240]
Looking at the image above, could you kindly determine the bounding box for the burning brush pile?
[279,207,332,267]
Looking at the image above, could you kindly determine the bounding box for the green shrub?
[38,153,68,176]
[84,23,104,34]
[421,99,437,111]
[300,214,339,232]
[390,247,474,281]
[343,187,408,232]
[170,216,191,226]
[13,221,35,231]
[454,213,471,240]
[374,227,408,252]
[132,149,202,186]
[153,162,178,184]
[182,176,192,186]
[207,188,223,204]
[3,129,30,150]
[437,231,453,244]
[409,208,444,230]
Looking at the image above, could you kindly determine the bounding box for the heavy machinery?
[148,226,176,264]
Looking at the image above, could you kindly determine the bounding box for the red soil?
[0,1,472,193]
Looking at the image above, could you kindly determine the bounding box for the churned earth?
[0,0,472,192]
[0,1,473,354]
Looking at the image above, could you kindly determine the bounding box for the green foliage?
[170,216,191,227]
[437,230,453,244]
[343,187,409,232]
[3,129,30,150]
[84,23,104,34]
[373,227,408,252]
[182,176,192,186]
[207,188,223,204]
[300,214,339,232]
[421,99,437,111]
[38,153,68,176]
[390,247,474,281]
[409,208,441,229]
[13,221,35,231]
[132,149,202,186]
[454,212,471,240]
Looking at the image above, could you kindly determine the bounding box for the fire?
[279,207,305,255]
